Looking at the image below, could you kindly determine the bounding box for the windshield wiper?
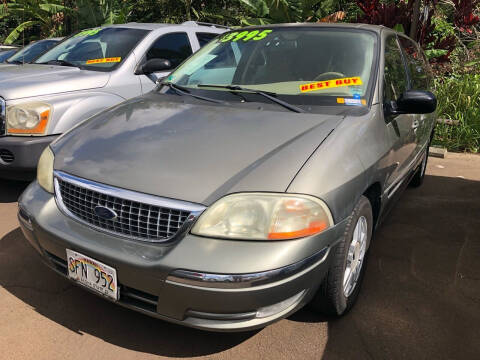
[197,84,305,113]
[161,82,226,104]
[6,60,23,64]
[37,60,82,69]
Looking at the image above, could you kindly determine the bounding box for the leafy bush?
[433,74,480,153]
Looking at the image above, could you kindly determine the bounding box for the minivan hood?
[0,64,109,100]
[53,95,343,205]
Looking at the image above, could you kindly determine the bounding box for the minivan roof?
[239,22,394,35]
[105,22,227,31]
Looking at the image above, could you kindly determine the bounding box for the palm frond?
[4,20,39,44]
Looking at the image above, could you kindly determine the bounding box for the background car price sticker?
[66,249,119,300]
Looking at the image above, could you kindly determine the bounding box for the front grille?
[55,174,193,242]
[0,149,14,163]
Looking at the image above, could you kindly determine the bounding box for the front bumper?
[0,135,58,180]
[18,181,348,332]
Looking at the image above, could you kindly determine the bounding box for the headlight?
[191,193,334,240]
[6,102,52,135]
[37,147,54,193]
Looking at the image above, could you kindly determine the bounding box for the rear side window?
[196,32,218,47]
[383,36,408,103]
[146,32,192,68]
[398,37,430,90]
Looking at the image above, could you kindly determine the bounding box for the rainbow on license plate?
[66,249,119,300]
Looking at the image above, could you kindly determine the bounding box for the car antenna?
[22,7,25,64]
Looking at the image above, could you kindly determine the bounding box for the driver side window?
[384,36,408,103]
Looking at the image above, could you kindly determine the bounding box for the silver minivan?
[19,23,437,332]
[0,22,226,180]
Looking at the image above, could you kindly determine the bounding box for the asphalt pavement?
[1,153,479,360]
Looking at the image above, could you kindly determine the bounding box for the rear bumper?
[18,181,348,332]
[0,135,58,180]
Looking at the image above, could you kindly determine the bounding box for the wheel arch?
[362,182,382,229]
[49,92,125,134]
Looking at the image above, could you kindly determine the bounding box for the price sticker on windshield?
[86,57,121,64]
[220,29,273,43]
[300,77,363,93]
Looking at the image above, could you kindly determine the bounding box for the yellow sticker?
[300,77,363,93]
[86,57,121,64]
[220,29,273,42]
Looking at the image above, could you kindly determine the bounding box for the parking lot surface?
[1,153,479,360]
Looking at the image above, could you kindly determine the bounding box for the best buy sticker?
[86,57,121,64]
[300,77,363,93]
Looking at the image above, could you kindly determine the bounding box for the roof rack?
[182,21,231,30]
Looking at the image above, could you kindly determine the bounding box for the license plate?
[66,249,119,300]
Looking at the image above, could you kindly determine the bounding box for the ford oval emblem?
[94,206,118,221]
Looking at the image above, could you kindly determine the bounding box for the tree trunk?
[410,0,421,40]
[184,0,192,21]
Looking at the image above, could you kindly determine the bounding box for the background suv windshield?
[7,39,60,64]
[170,28,376,99]
[35,27,148,71]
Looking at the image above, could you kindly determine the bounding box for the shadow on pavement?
[0,228,257,358]
[1,175,479,359]
[320,175,480,359]
[0,179,30,203]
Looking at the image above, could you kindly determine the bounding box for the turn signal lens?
[268,220,328,240]
[191,193,333,240]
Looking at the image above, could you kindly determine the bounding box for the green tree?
[0,0,71,44]
[238,0,341,24]
[149,0,247,25]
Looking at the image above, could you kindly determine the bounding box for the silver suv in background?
[0,46,19,62]
[0,21,226,180]
[0,38,63,66]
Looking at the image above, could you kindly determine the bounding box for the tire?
[410,141,430,188]
[310,195,373,316]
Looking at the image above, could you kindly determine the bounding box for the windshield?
[35,27,149,71]
[0,50,17,63]
[168,27,377,106]
[7,39,59,64]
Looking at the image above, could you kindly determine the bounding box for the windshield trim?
[34,27,151,73]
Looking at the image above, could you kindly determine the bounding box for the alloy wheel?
[343,215,368,297]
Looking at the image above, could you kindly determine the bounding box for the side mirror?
[135,58,172,75]
[386,90,437,116]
